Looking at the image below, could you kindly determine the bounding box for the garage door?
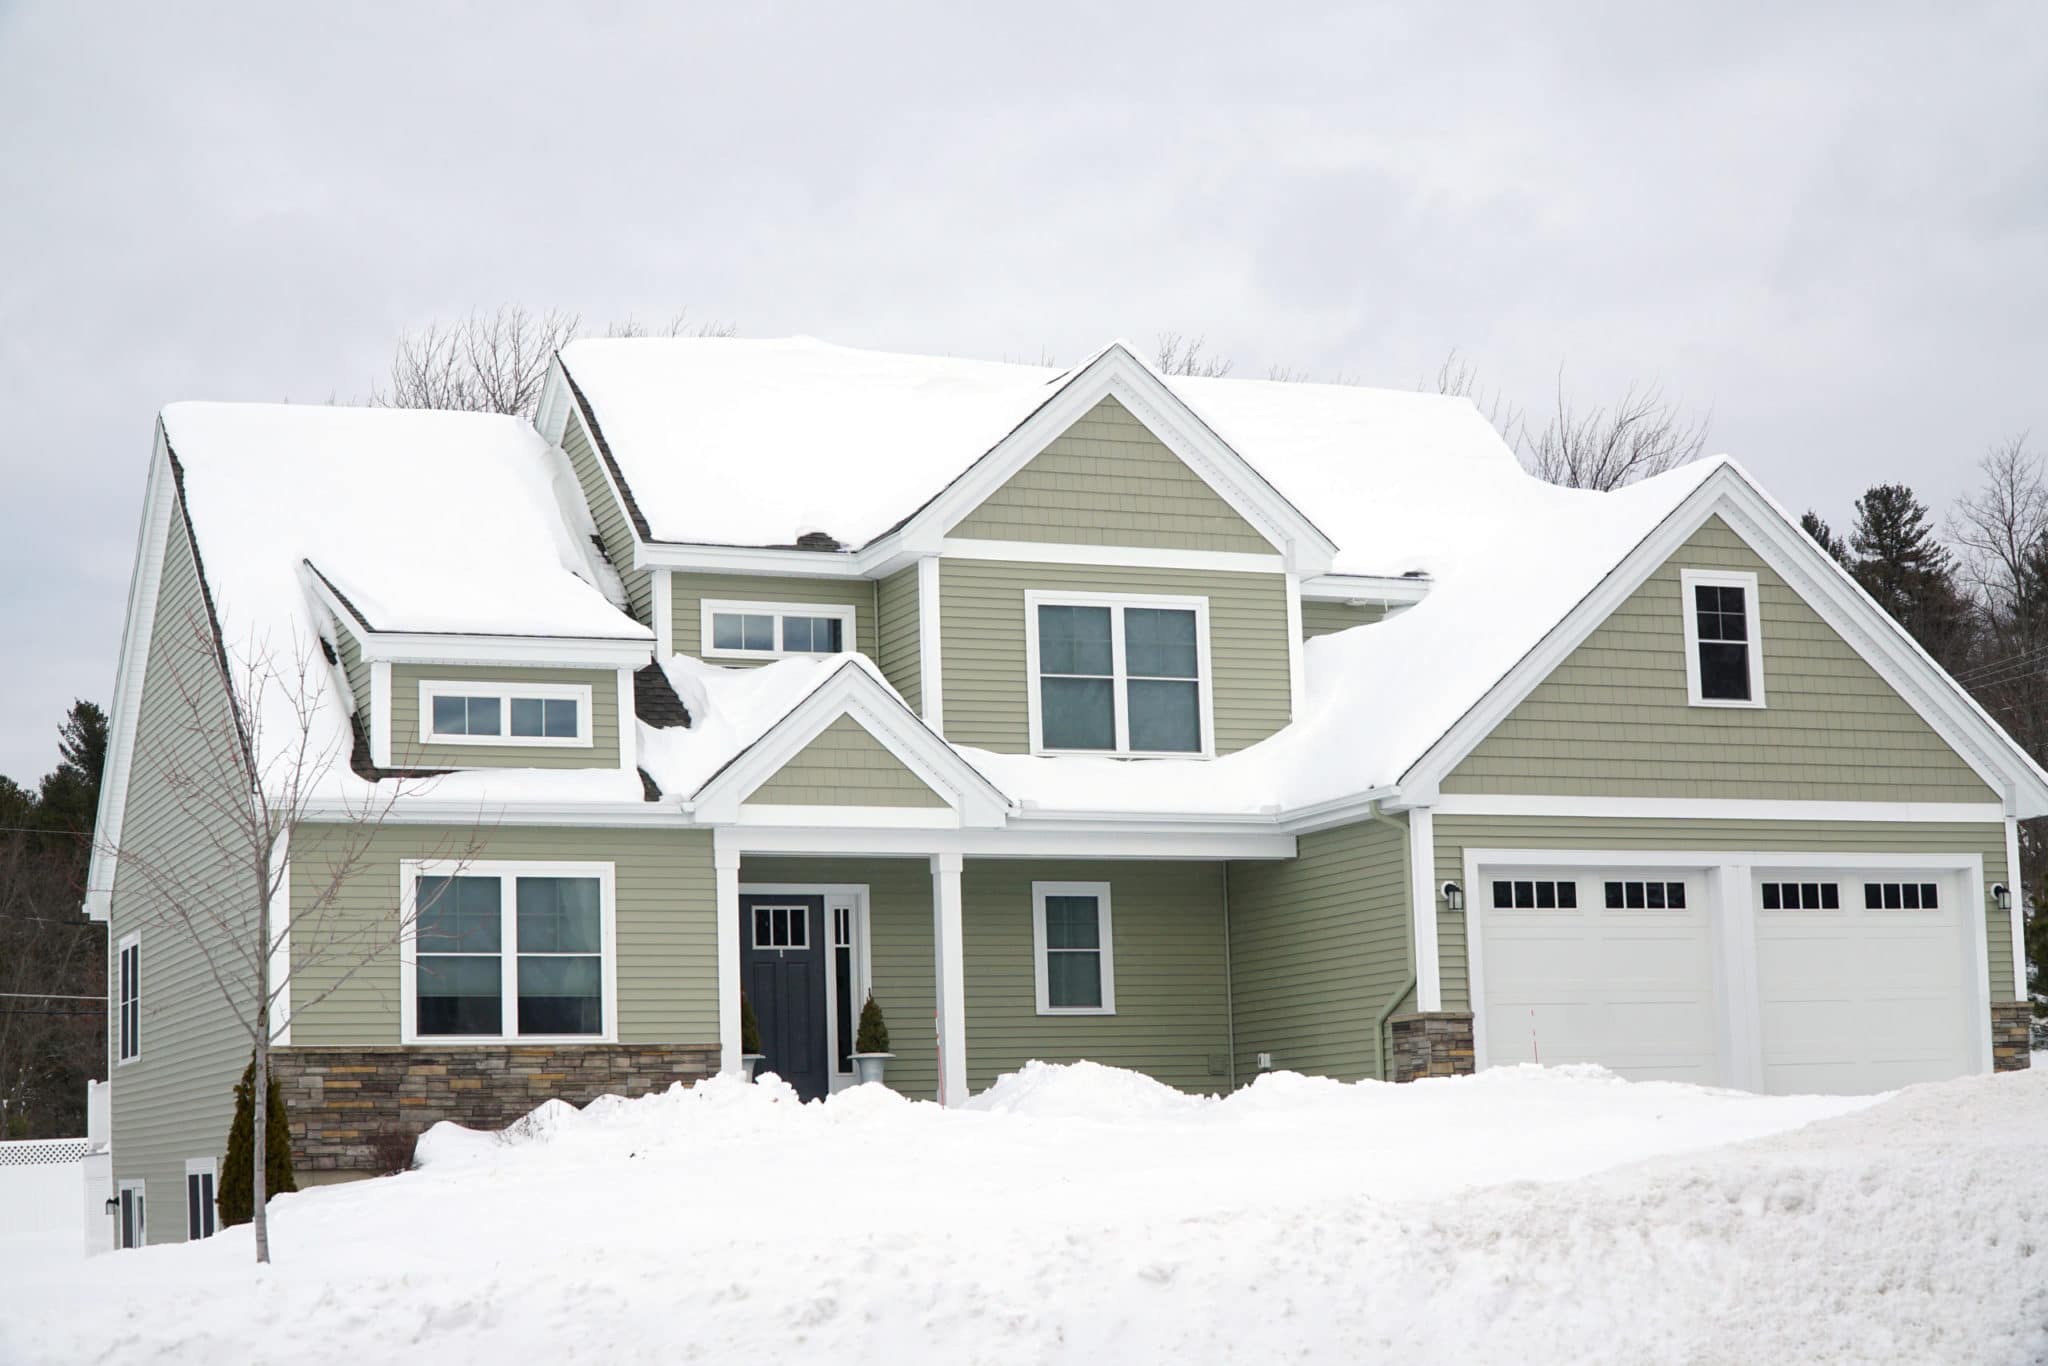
[1754,870,1974,1094]
[1477,869,1720,1084]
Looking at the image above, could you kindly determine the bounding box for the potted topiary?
[851,991,893,1085]
[739,993,766,1081]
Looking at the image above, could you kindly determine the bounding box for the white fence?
[0,1138,89,1254]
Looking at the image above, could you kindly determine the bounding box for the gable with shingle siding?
[1442,515,1993,801]
[950,396,1274,553]
[746,714,948,807]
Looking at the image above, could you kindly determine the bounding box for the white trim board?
[1398,464,2048,819]
[1458,845,1993,1086]
[1432,795,2009,823]
[916,556,944,733]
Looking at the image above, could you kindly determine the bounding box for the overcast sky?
[1,2,2043,783]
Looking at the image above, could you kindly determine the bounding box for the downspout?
[1368,804,1417,1081]
[1220,861,1237,1090]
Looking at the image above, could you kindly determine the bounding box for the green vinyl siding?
[745,715,947,807]
[938,559,1291,754]
[1444,516,1993,801]
[108,487,255,1242]
[335,625,371,719]
[290,825,716,1046]
[961,860,1230,1094]
[1301,599,1388,640]
[950,395,1274,553]
[670,572,878,664]
[875,565,922,712]
[1430,814,2011,1010]
[1226,820,1413,1083]
[738,856,937,1102]
[389,664,620,769]
[562,407,650,624]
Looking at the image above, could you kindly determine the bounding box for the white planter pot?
[740,1054,765,1082]
[851,1053,894,1086]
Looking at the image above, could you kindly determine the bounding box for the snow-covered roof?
[557,336,1515,575]
[157,403,650,798]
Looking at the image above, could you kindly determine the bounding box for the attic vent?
[795,531,841,551]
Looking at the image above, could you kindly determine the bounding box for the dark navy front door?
[739,894,829,1101]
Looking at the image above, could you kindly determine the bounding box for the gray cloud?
[2,1,2043,779]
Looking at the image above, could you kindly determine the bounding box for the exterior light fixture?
[1992,883,2012,913]
[1441,881,1464,912]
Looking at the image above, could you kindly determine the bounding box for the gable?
[949,396,1275,554]
[1442,515,1994,802]
[745,714,948,807]
[561,405,652,624]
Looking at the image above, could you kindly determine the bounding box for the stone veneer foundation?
[1388,1011,1476,1082]
[1992,1002,2034,1072]
[270,1044,720,1178]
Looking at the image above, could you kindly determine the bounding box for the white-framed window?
[1491,878,1578,910]
[116,1178,145,1250]
[1031,881,1115,1015]
[1679,568,1766,708]
[116,933,140,1064]
[700,600,856,661]
[418,681,593,747]
[399,861,619,1044]
[1024,592,1213,757]
[184,1158,217,1241]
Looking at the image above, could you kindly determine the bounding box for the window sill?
[701,648,851,664]
[421,733,595,748]
[401,1034,617,1047]
[1033,748,1213,761]
[1035,1007,1117,1017]
[1685,696,1767,710]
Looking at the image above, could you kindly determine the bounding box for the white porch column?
[1408,807,1442,1012]
[931,852,968,1105]
[715,835,742,1076]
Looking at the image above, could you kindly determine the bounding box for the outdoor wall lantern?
[1992,883,2012,912]
[1441,881,1465,912]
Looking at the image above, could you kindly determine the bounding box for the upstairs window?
[420,682,591,747]
[701,600,855,661]
[1680,569,1765,707]
[1028,593,1211,756]
[117,934,140,1063]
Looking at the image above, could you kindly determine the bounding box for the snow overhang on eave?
[302,560,653,669]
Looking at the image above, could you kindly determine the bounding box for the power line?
[0,992,105,1002]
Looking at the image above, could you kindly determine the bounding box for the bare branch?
[1153,332,1233,378]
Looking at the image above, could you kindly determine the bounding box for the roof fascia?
[83,425,178,921]
[1300,573,1431,605]
[1397,464,2048,816]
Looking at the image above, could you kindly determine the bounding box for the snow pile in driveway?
[5,1063,2044,1365]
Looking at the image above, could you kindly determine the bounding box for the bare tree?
[107,614,480,1262]
[374,306,737,420]
[1154,332,1233,378]
[1521,369,1710,491]
[1950,434,2047,618]
[1424,347,1523,442]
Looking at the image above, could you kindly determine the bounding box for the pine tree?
[1847,483,1974,672]
[739,993,762,1054]
[218,1053,296,1227]
[855,992,890,1054]
[1800,510,1851,567]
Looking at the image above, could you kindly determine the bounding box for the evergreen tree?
[1800,510,1851,567]
[739,993,762,1054]
[1847,483,1974,673]
[218,1053,296,1228]
[855,992,890,1054]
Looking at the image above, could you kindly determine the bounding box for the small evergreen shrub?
[740,993,762,1054]
[855,992,890,1054]
[218,1053,297,1228]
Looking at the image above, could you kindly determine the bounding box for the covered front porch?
[714,839,1263,1104]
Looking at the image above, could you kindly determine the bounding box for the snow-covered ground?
[4,1063,2044,1364]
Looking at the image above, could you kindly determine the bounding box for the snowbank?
[11,1062,2042,1364]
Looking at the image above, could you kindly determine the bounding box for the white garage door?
[1753,870,1975,1094]
[1477,870,1720,1084]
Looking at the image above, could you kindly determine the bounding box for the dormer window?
[701,600,855,661]
[1680,569,1765,708]
[1026,592,1212,757]
[420,682,592,747]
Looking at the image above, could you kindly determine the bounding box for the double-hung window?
[1028,593,1210,756]
[420,681,592,747]
[117,933,140,1063]
[404,862,616,1042]
[1680,569,1765,707]
[1032,881,1115,1014]
[700,600,855,660]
